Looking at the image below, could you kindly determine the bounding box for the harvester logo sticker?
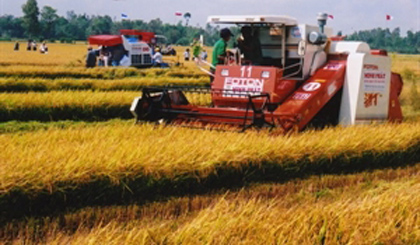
[364,93,381,108]
[363,64,379,70]
[323,63,342,70]
[293,92,311,100]
[291,27,301,38]
[328,82,337,96]
[363,71,386,92]
[302,82,321,92]
[223,77,264,97]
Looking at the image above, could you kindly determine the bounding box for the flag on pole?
[121,13,128,19]
[328,14,334,19]
[175,11,182,16]
[386,14,393,21]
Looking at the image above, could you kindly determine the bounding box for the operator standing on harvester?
[211,28,233,82]
[237,26,263,65]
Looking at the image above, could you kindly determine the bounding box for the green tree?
[62,12,91,40]
[40,6,58,39]
[22,0,40,38]
[54,16,69,39]
[149,18,163,34]
[88,15,113,35]
[0,15,25,38]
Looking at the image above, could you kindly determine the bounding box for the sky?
[1,0,419,35]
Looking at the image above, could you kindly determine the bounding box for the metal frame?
[138,87,278,131]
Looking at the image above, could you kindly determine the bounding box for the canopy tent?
[88,35,123,46]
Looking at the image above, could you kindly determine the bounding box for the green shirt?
[192,41,201,58]
[212,38,227,67]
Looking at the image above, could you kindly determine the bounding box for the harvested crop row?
[0,91,137,121]
[0,66,139,79]
[0,119,131,134]
[0,66,207,79]
[0,122,419,220]
[49,177,420,244]
[0,77,209,92]
[2,162,420,244]
[0,91,211,121]
[0,90,417,123]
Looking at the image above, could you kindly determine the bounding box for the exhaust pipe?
[309,13,328,45]
[317,12,328,34]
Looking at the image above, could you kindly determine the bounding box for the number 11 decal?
[240,66,252,77]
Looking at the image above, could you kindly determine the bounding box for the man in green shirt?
[191,38,201,59]
[211,28,233,82]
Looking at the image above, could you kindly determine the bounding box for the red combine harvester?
[88,30,160,67]
[130,13,403,132]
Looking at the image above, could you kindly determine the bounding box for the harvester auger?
[131,13,403,133]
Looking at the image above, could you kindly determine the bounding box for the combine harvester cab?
[131,13,403,132]
[88,30,155,68]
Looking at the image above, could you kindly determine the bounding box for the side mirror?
[298,40,306,56]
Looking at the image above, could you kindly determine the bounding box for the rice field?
[0,41,420,244]
[3,164,420,244]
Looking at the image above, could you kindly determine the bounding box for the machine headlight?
[261,71,270,78]
[221,69,229,76]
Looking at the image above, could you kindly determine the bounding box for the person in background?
[32,41,37,51]
[237,26,262,65]
[153,47,163,67]
[112,44,125,66]
[14,41,19,51]
[201,49,208,61]
[27,40,32,51]
[191,38,201,60]
[86,46,97,68]
[211,28,233,82]
[99,46,111,67]
[40,41,48,54]
[184,48,190,61]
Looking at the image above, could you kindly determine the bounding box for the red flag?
[175,11,182,16]
[386,14,393,20]
[328,14,334,19]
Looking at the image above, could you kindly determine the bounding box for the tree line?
[1,0,420,53]
[0,0,221,45]
[346,28,420,54]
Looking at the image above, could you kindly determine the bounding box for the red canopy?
[88,35,123,46]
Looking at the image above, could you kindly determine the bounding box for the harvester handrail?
[195,54,303,80]
[280,58,303,80]
[194,58,215,77]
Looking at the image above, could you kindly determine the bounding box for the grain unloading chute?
[130,13,403,132]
